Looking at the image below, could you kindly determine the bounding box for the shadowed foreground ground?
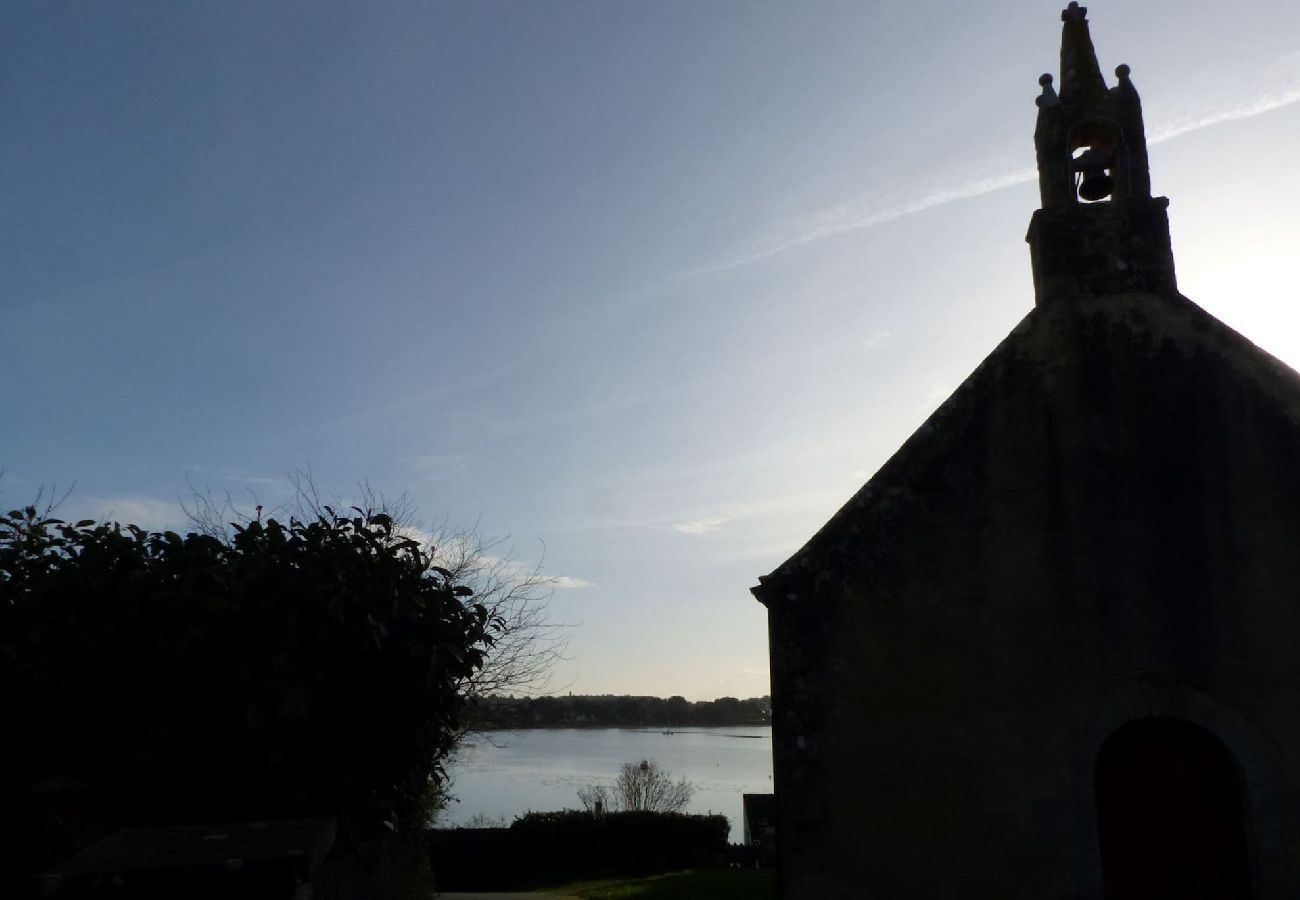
[540,868,777,899]
[438,894,569,899]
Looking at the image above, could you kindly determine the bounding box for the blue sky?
[4,2,1300,698]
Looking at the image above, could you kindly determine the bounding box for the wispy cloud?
[223,474,291,492]
[863,330,895,350]
[397,525,438,548]
[706,58,1300,273]
[552,575,594,589]
[730,540,804,564]
[410,453,469,481]
[644,483,858,543]
[75,495,186,531]
[673,517,728,535]
[1146,82,1300,144]
[911,381,955,419]
[429,545,594,590]
[702,168,1035,274]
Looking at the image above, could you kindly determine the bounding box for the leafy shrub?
[0,505,498,861]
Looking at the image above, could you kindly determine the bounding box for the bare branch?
[577,760,694,814]
[576,784,609,815]
[183,469,570,707]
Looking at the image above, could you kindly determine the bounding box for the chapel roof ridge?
[753,293,1300,607]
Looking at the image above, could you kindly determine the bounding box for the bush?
[0,505,497,883]
[428,810,730,890]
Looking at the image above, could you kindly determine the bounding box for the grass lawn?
[544,868,776,899]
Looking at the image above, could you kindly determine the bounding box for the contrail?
[701,76,1300,275]
[1146,83,1300,144]
[697,168,1036,273]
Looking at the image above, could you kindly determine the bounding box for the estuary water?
[438,726,773,838]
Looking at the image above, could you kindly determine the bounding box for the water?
[439,726,773,839]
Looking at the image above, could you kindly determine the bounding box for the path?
[438,894,571,899]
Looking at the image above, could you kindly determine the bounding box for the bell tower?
[1026,2,1177,305]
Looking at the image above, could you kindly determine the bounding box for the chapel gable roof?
[751,293,1300,609]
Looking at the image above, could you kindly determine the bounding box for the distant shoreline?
[472,724,771,735]
[468,694,771,732]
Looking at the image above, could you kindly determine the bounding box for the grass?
[544,867,776,899]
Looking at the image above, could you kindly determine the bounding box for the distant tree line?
[468,693,770,729]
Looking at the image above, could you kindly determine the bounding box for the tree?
[0,503,497,842]
[182,470,569,707]
[576,784,610,815]
[419,521,568,705]
[577,760,695,814]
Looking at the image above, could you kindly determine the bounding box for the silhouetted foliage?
[184,470,570,706]
[0,504,498,851]
[471,693,770,729]
[577,760,694,813]
[429,810,730,890]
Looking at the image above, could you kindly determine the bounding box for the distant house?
[754,5,1300,898]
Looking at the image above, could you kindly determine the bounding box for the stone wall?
[761,291,1300,898]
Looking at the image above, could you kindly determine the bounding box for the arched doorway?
[1096,717,1252,899]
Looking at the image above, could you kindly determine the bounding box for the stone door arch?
[1096,717,1252,899]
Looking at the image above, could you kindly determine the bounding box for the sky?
[3,2,1300,700]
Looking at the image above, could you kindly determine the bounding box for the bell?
[1073,147,1114,202]
[1078,167,1114,202]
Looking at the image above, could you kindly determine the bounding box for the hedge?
[428,810,730,890]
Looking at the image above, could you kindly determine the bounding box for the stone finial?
[1062,2,1087,23]
[1036,73,1060,108]
[1115,63,1131,80]
[1057,1,1107,105]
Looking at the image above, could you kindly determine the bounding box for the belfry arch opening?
[1095,717,1252,900]
[1068,119,1121,203]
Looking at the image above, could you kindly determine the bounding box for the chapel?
[754,5,1300,898]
